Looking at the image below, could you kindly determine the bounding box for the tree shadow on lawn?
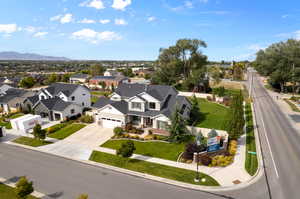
[197,112,209,124]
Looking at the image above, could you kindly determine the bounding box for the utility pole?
[292,63,295,97]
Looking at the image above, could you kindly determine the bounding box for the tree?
[90,64,105,76]
[208,65,222,85]
[15,176,34,199]
[77,194,88,199]
[232,63,244,80]
[19,77,36,88]
[188,95,201,125]
[116,140,136,158]
[168,108,191,143]
[98,81,106,89]
[45,73,59,84]
[33,124,46,140]
[226,91,245,139]
[152,38,208,89]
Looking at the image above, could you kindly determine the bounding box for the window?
[71,109,75,114]
[157,121,168,130]
[82,102,85,106]
[131,102,141,110]
[149,102,156,109]
[71,96,75,101]
[180,105,187,114]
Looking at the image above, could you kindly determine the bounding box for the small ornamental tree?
[113,127,124,136]
[15,176,34,199]
[33,124,46,140]
[117,140,136,158]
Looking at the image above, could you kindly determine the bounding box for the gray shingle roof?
[91,76,127,81]
[26,95,39,105]
[39,97,73,111]
[0,88,34,103]
[70,74,89,79]
[44,83,89,97]
[92,97,128,114]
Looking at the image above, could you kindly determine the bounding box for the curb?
[5,140,264,193]
[0,177,46,198]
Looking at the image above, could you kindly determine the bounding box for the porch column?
[141,117,145,127]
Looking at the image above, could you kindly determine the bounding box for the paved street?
[248,69,300,199]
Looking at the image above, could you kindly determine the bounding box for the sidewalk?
[95,134,252,187]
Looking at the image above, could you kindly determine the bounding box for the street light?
[194,131,202,183]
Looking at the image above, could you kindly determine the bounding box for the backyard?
[13,136,52,147]
[47,123,86,140]
[0,183,38,199]
[89,151,219,186]
[195,98,230,130]
[101,140,185,161]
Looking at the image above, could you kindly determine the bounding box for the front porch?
[127,115,154,128]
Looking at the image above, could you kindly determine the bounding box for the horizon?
[0,0,299,61]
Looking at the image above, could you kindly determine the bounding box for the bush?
[182,142,206,160]
[200,155,212,166]
[211,155,234,167]
[228,140,238,155]
[77,194,89,199]
[80,115,94,123]
[116,140,136,158]
[15,176,34,199]
[114,127,124,136]
[207,96,213,101]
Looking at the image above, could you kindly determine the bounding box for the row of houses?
[0,81,192,132]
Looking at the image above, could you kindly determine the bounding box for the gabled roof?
[92,97,128,114]
[25,95,39,105]
[0,88,34,103]
[44,83,89,97]
[90,75,127,81]
[36,97,74,112]
[115,83,176,101]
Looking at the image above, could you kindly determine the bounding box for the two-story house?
[92,83,191,130]
[23,83,91,121]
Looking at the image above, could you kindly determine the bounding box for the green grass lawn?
[91,91,112,96]
[48,123,86,140]
[0,183,38,199]
[13,136,52,147]
[9,113,25,119]
[283,99,300,112]
[101,140,185,161]
[195,98,230,130]
[91,95,100,103]
[89,151,219,186]
[245,103,258,176]
[0,113,24,129]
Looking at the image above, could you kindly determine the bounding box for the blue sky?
[0,0,299,61]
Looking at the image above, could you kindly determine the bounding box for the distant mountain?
[0,51,70,61]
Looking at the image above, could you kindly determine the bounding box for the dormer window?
[132,102,141,110]
[149,102,156,109]
[71,96,75,101]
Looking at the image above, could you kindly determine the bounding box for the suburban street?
[248,69,300,199]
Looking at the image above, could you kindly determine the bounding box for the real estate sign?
[207,136,221,152]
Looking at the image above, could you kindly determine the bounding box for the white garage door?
[101,118,122,128]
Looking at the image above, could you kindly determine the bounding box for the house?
[32,97,83,121]
[37,83,91,107]
[92,83,191,130]
[104,70,122,77]
[69,74,90,84]
[0,84,14,96]
[89,76,129,89]
[0,88,36,113]
[134,69,153,77]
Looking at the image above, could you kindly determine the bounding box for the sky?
[0,0,299,61]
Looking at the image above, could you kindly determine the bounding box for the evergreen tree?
[33,124,46,140]
[15,176,34,199]
[168,108,191,143]
[188,95,201,125]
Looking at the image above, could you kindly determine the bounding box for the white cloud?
[199,0,209,3]
[147,16,156,22]
[78,18,96,24]
[99,19,110,24]
[24,26,37,33]
[112,0,131,11]
[71,28,121,44]
[115,18,127,25]
[247,44,266,51]
[80,0,105,10]
[282,14,289,18]
[50,15,62,21]
[33,32,48,38]
[184,1,193,9]
[275,30,300,40]
[0,24,18,34]
[60,13,73,24]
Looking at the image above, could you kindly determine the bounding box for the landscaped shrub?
[211,155,234,167]
[212,87,226,97]
[80,115,94,123]
[114,127,124,136]
[182,142,206,160]
[200,155,212,166]
[207,96,213,101]
[46,121,73,134]
[228,140,238,155]
[223,96,231,106]
[116,140,136,158]
[125,123,133,132]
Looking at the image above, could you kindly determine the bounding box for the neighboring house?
[0,88,36,113]
[134,69,153,77]
[92,83,191,129]
[37,83,91,108]
[33,97,83,121]
[69,74,89,84]
[89,76,129,89]
[0,77,21,87]
[104,70,122,77]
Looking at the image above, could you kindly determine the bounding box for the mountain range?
[0,51,70,61]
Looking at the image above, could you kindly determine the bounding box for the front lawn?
[91,95,99,103]
[195,98,230,130]
[9,113,25,119]
[101,140,185,161]
[0,113,24,129]
[0,183,38,199]
[47,123,86,140]
[13,137,52,147]
[245,103,258,176]
[91,91,111,96]
[89,151,219,186]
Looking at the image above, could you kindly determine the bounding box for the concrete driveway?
[39,123,113,160]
